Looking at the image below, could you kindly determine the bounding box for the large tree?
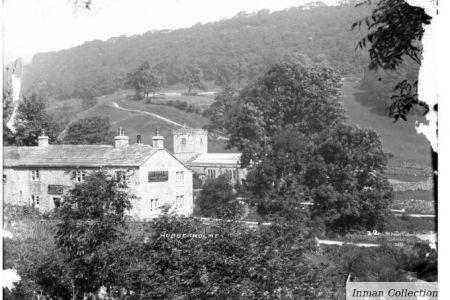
[183,67,206,94]
[195,174,243,219]
[63,116,115,145]
[125,61,161,100]
[223,63,392,232]
[226,63,345,167]
[55,171,132,299]
[205,86,237,132]
[12,94,60,146]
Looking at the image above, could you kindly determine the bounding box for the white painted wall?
[136,150,193,220]
[3,151,193,221]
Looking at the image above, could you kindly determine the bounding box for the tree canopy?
[195,174,243,219]
[183,67,206,94]
[353,0,432,121]
[125,61,161,100]
[226,63,344,167]
[9,94,60,146]
[55,170,132,299]
[63,116,115,145]
[21,3,372,99]
[216,63,392,232]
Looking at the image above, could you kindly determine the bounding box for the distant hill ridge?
[22,2,371,99]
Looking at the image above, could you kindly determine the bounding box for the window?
[181,138,186,145]
[53,197,61,208]
[207,169,216,179]
[176,171,184,184]
[176,195,184,210]
[75,170,86,182]
[31,170,40,181]
[150,198,159,212]
[31,195,40,208]
[3,175,6,184]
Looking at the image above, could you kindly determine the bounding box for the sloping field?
[340,79,432,171]
[48,89,230,153]
[49,80,433,173]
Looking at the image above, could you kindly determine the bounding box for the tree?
[63,116,115,145]
[2,205,72,300]
[353,0,437,212]
[55,171,132,299]
[309,125,392,232]
[225,63,392,232]
[244,125,392,232]
[353,0,432,121]
[183,67,206,94]
[226,63,344,167]
[196,174,242,219]
[12,94,60,146]
[101,210,345,299]
[125,61,161,100]
[205,86,237,131]
[214,63,233,87]
[3,67,15,145]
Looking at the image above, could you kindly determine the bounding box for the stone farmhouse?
[3,128,193,220]
[172,128,247,184]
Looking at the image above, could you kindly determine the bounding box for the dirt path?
[110,102,229,140]
[110,102,185,127]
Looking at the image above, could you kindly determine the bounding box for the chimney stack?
[152,127,164,150]
[114,127,129,147]
[38,130,49,147]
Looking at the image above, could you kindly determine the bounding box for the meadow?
[47,79,434,188]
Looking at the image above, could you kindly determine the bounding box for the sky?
[3,0,340,64]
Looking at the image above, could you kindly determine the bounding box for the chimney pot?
[152,128,164,150]
[38,131,49,147]
[114,127,129,147]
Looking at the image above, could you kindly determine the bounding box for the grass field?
[48,79,433,183]
[48,89,230,153]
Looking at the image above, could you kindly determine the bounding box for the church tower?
[172,128,208,162]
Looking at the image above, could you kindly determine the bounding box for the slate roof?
[3,144,158,168]
[187,153,242,167]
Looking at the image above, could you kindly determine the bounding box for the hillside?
[47,90,229,153]
[22,3,372,99]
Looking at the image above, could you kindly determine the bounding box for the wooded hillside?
[22,3,372,99]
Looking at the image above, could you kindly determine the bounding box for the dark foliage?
[195,174,243,219]
[9,94,61,146]
[222,63,392,232]
[325,241,437,282]
[353,0,432,121]
[55,171,132,299]
[63,116,115,145]
[22,4,371,99]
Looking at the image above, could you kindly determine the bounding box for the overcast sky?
[3,0,340,63]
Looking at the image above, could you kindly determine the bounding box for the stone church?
[172,128,247,184]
